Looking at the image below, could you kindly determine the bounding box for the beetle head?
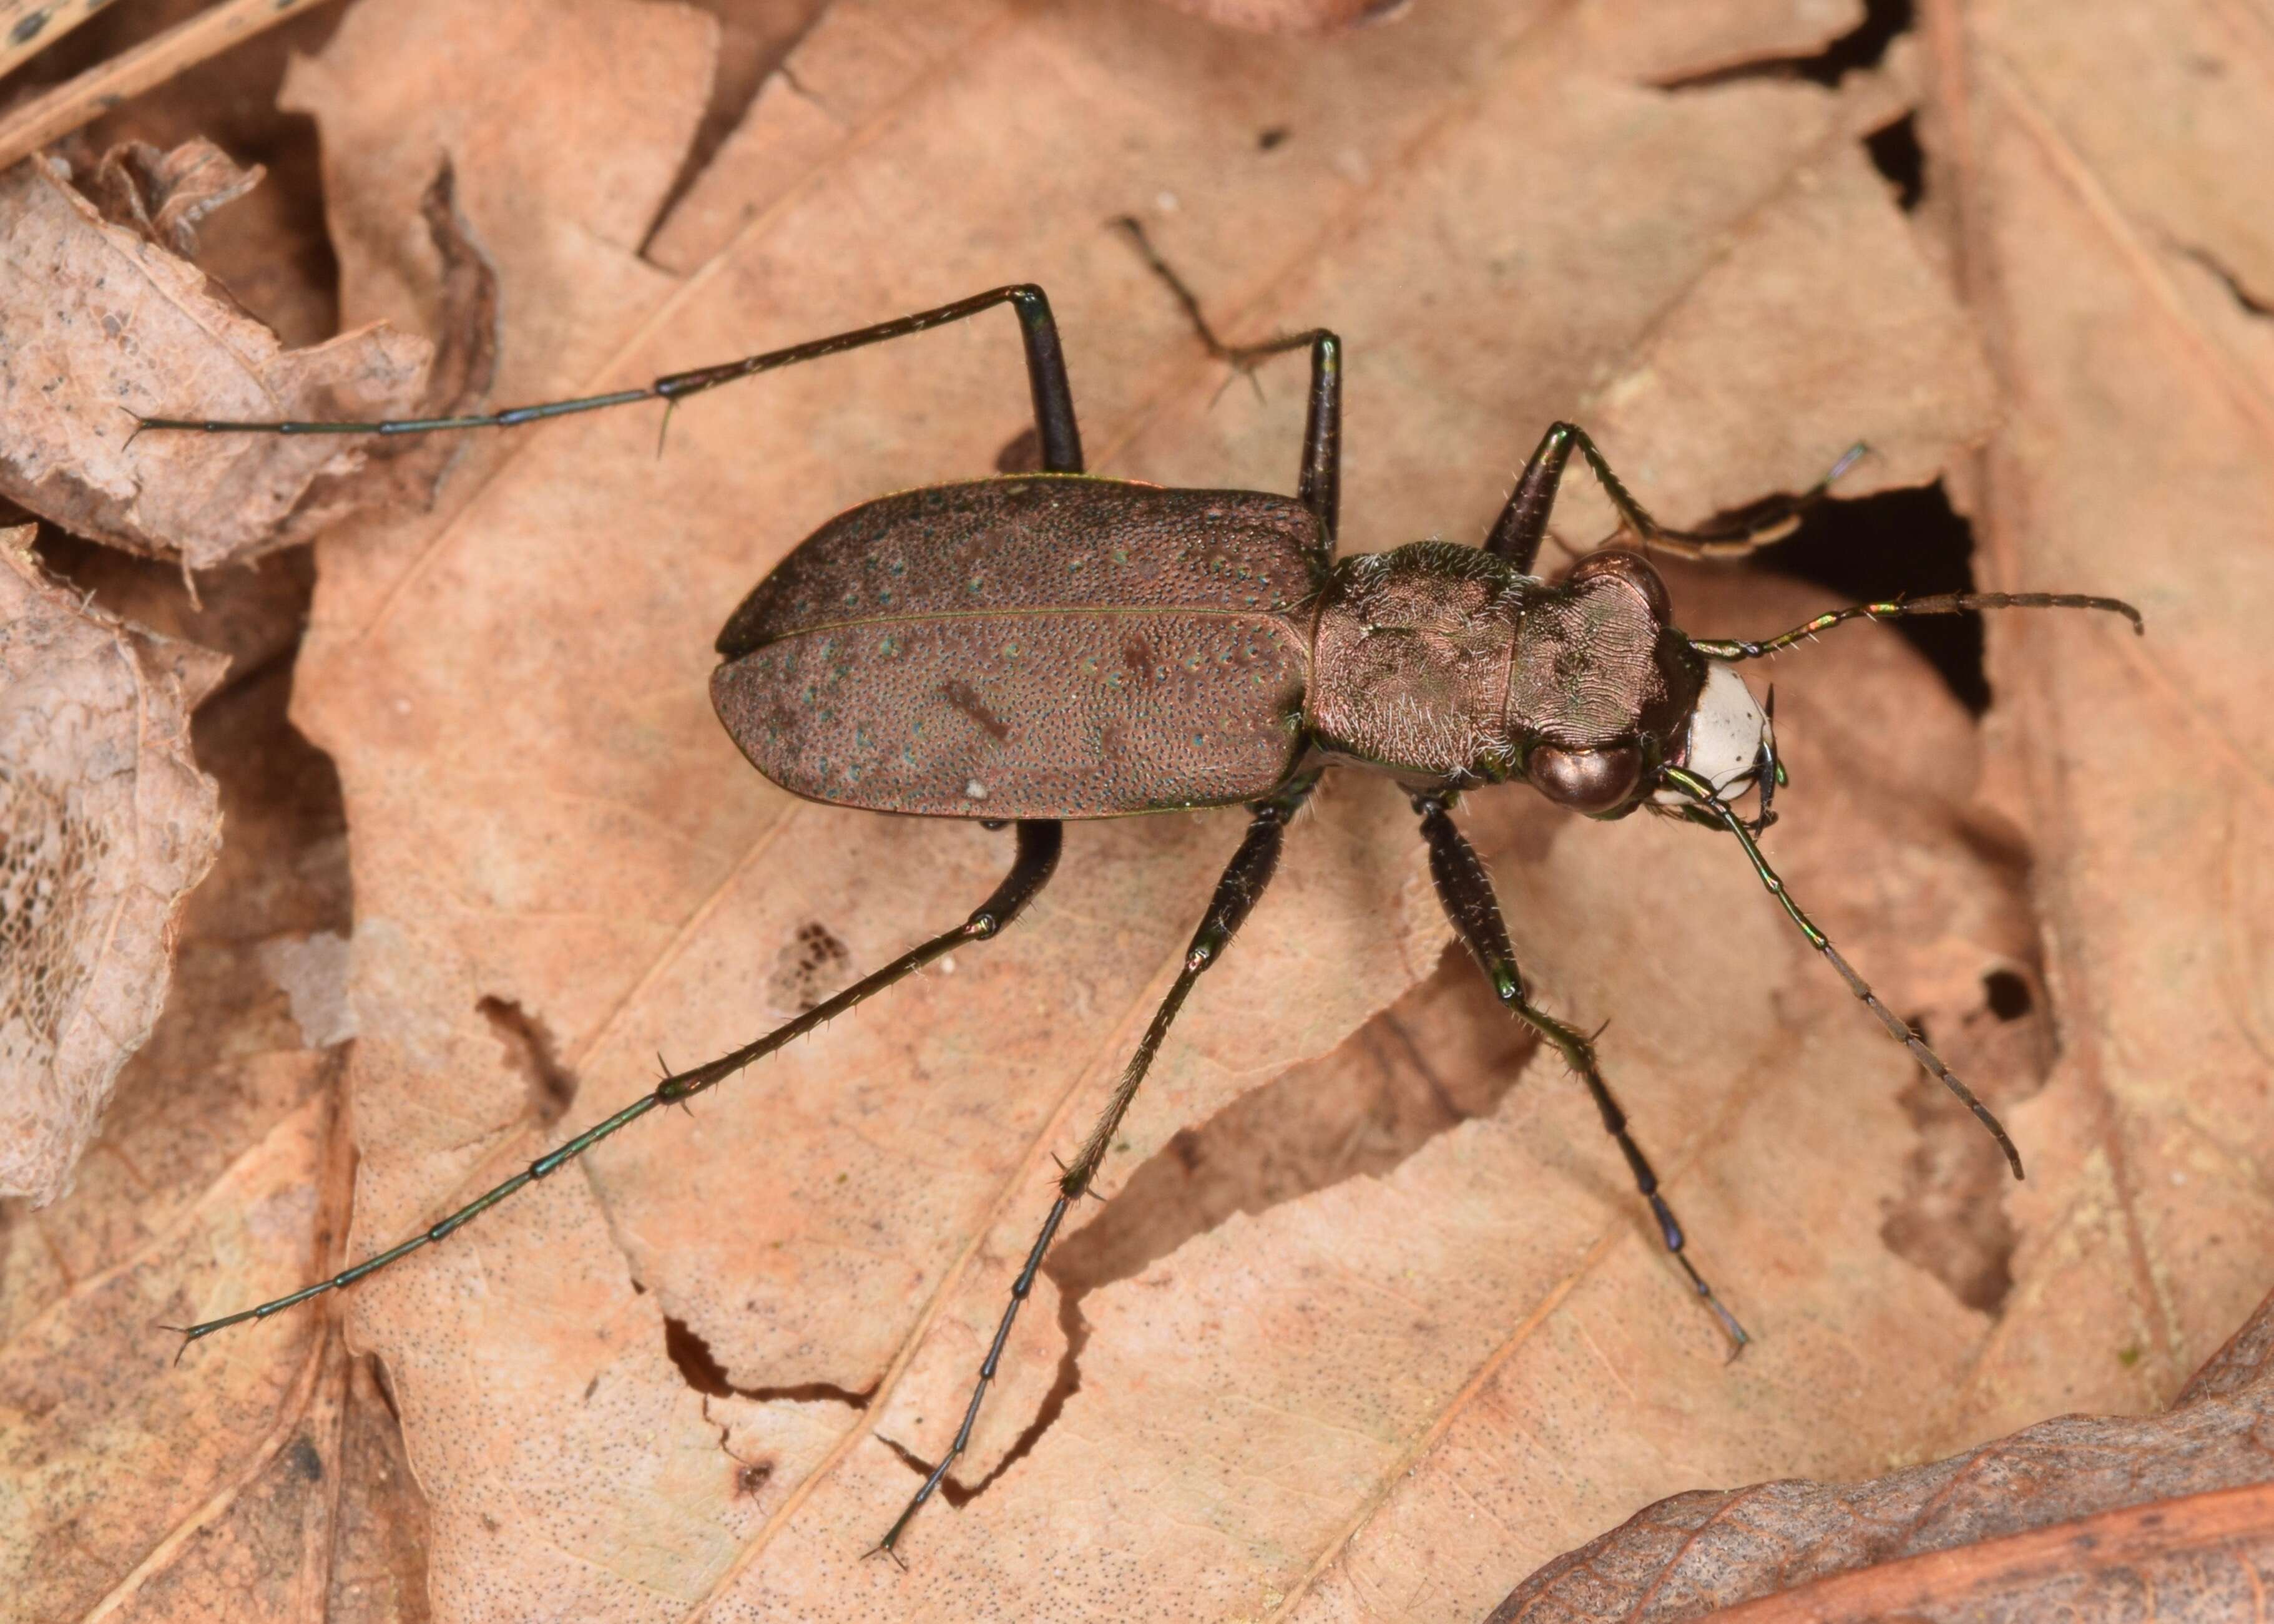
[1521,549,1732,820]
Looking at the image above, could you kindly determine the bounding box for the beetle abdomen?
[710,477,1320,818]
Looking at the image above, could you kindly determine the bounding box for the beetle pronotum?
[144,269,2140,1557]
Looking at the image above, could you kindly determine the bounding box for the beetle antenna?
[1692,591,2142,662]
[1660,765,2024,1180]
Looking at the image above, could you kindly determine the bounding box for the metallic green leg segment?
[165,821,1063,1359]
[873,771,1319,1562]
[1414,795,1750,1354]
[1661,766,2024,1179]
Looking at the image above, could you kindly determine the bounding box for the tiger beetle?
[140,247,2142,1559]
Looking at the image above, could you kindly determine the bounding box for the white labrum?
[1657,660,1770,805]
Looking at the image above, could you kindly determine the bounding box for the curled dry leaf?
[1492,1287,2274,1620]
[87,135,265,257]
[0,525,224,1204]
[0,141,435,570]
[0,584,429,1624]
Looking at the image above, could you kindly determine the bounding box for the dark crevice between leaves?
[2179,244,2274,320]
[476,995,578,1127]
[640,0,833,260]
[663,1313,873,1407]
[1865,112,1926,212]
[1747,480,1991,715]
[1659,0,1914,91]
[894,946,1537,1502]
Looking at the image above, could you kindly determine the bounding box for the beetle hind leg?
[1413,796,1750,1355]
[133,284,1090,473]
[873,772,1317,1560]
[164,821,1064,1355]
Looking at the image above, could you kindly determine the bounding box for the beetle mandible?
[145,273,2142,1558]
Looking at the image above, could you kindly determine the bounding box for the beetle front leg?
[1413,795,1750,1354]
[1484,422,1864,574]
[872,772,1316,1561]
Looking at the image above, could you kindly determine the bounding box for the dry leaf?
[1492,1287,2274,1620]
[0,579,429,1624]
[135,0,2058,1616]
[0,525,224,1205]
[0,143,433,569]
[22,0,2261,1619]
[1919,0,2274,1444]
[87,135,265,257]
[1148,0,1413,37]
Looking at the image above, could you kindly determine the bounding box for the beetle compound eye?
[1564,549,1672,624]
[1528,742,1644,814]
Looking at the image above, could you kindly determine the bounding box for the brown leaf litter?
[0,134,493,573]
[0,525,223,1204]
[2,0,2266,1618]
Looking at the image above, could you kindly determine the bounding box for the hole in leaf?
[662,1314,871,1407]
[1984,968,2032,1022]
[1762,481,1991,715]
[476,995,578,1124]
[1865,112,1926,211]
[1659,0,1914,90]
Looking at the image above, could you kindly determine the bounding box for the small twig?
[1,0,114,84]
[0,0,336,173]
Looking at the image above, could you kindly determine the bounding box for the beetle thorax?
[1305,542,1529,782]
[1305,543,1704,795]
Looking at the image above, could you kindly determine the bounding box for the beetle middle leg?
[1413,795,1750,1353]
[1485,422,1865,574]
[875,770,1319,1560]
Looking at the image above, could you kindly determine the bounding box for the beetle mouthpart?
[1654,662,1770,810]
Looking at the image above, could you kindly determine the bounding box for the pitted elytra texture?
[711,477,1320,817]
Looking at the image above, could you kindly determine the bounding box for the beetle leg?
[873,771,1318,1560]
[1111,217,1341,557]
[1484,423,1865,574]
[1412,795,1751,1355]
[132,285,1087,474]
[161,821,1063,1357]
